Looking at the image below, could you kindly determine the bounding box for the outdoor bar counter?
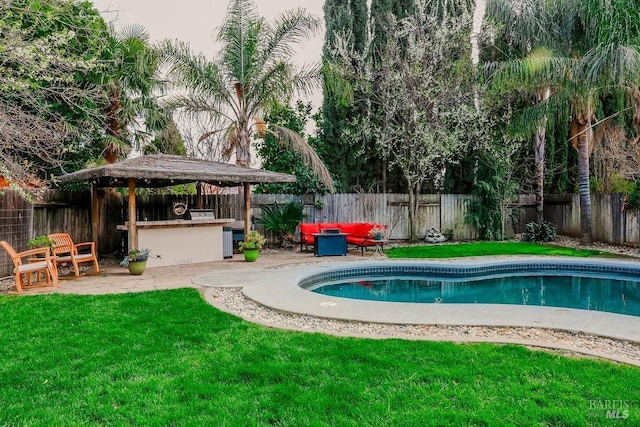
[117,218,235,267]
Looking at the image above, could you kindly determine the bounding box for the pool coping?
[195,256,640,345]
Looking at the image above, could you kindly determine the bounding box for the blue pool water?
[311,273,640,316]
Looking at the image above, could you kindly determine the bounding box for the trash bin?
[223,226,233,259]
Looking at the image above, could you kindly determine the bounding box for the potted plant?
[369,226,387,241]
[238,230,266,262]
[120,248,151,275]
[27,235,55,251]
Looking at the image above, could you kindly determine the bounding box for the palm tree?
[160,0,334,191]
[101,24,171,163]
[563,0,640,243]
[485,0,640,243]
[484,0,568,225]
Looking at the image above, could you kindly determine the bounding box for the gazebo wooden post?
[244,182,251,237]
[128,178,138,250]
[90,183,99,247]
[196,182,203,209]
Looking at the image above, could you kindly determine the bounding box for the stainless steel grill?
[188,209,215,219]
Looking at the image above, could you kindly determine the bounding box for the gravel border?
[205,286,640,366]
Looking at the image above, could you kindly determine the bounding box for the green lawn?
[1,288,638,425]
[385,241,629,259]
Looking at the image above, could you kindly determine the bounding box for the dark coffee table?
[313,232,348,257]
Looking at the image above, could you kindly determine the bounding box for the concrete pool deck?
[193,256,640,344]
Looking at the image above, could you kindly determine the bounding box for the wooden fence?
[0,190,33,277]
[1,190,638,277]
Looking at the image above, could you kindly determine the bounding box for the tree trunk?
[572,112,593,243]
[534,87,550,224]
[534,125,546,224]
[382,158,388,193]
[235,126,252,201]
[235,126,251,167]
[407,180,418,242]
[234,84,251,168]
[105,92,120,164]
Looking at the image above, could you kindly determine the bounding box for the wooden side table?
[366,239,387,256]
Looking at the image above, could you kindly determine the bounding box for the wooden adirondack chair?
[48,233,100,277]
[0,241,58,293]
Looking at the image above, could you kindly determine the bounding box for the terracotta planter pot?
[243,249,259,262]
[128,260,147,275]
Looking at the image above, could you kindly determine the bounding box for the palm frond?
[218,0,260,46]
[160,40,236,112]
[485,0,556,51]
[508,90,570,138]
[576,44,640,86]
[321,62,354,106]
[163,93,233,123]
[580,0,640,47]
[217,0,260,84]
[286,62,322,99]
[269,124,335,192]
[260,7,320,68]
[117,23,150,44]
[484,51,572,88]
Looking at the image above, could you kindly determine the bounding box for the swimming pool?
[301,259,640,317]
[228,258,640,342]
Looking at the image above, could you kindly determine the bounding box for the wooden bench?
[1,241,58,293]
[48,233,100,277]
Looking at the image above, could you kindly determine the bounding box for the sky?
[90,0,325,107]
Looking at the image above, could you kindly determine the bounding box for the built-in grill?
[188,209,215,219]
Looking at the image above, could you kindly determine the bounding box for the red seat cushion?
[341,223,372,245]
[300,223,320,244]
[338,223,365,236]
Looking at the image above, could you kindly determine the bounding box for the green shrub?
[609,175,634,194]
[443,229,454,241]
[522,221,557,243]
[625,180,640,210]
[256,201,305,249]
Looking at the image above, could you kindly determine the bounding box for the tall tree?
[569,0,640,242]
[484,0,560,224]
[484,0,640,243]
[100,24,171,163]
[161,0,334,191]
[335,0,484,240]
[0,0,109,185]
[255,101,327,195]
[320,0,373,192]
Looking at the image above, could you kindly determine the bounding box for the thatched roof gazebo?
[57,154,296,250]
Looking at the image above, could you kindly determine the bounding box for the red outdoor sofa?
[299,222,387,255]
